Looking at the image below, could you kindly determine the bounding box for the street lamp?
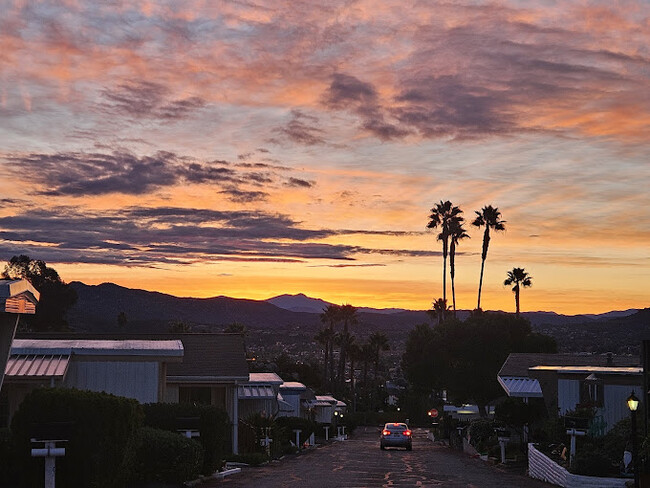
[627,390,640,488]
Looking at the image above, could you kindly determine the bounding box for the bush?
[275,417,317,448]
[572,448,613,476]
[142,402,229,474]
[10,388,142,488]
[127,427,203,484]
[468,419,498,453]
[0,427,16,484]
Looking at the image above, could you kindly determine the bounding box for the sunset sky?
[1,0,649,315]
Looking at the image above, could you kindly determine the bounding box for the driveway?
[207,426,553,487]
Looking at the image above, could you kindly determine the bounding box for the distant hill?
[266,293,411,315]
[66,282,321,333]
[64,282,647,353]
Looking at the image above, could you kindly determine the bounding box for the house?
[498,352,641,433]
[238,372,284,420]
[6,332,250,454]
[162,333,249,454]
[0,280,40,391]
[277,381,307,418]
[1,338,183,428]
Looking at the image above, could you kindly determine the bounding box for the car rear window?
[385,424,407,432]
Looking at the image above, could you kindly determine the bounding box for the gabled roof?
[166,333,248,381]
[498,353,639,378]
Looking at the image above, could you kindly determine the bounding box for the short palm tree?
[448,218,470,316]
[428,297,450,325]
[428,201,463,304]
[504,267,532,317]
[472,205,506,311]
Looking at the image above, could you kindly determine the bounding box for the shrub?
[10,387,142,488]
[275,417,317,448]
[0,427,17,484]
[468,419,498,453]
[142,402,229,474]
[572,447,613,476]
[127,427,203,484]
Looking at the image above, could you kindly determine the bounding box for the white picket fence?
[527,443,629,488]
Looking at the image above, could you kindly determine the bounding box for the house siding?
[558,379,580,415]
[603,384,640,432]
[65,360,160,403]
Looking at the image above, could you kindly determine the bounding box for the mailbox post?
[30,421,74,488]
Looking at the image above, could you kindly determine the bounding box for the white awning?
[238,384,276,399]
[498,376,543,398]
[5,354,70,379]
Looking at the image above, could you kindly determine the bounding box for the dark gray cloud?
[219,187,269,203]
[4,151,274,196]
[323,74,410,140]
[0,206,437,266]
[286,177,313,188]
[275,110,327,146]
[101,81,206,120]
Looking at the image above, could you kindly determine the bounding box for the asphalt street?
[208,426,553,487]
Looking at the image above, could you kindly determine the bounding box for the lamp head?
[627,390,640,412]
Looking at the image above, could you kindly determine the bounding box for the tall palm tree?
[472,205,506,311]
[448,218,470,316]
[504,267,532,317]
[427,201,463,303]
[347,339,362,412]
[337,304,358,388]
[314,327,334,383]
[369,332,390,381]
[320,305,341,387]
[428,297,450,325]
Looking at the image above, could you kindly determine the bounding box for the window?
[579,377,603,407]
[179,386,211,405]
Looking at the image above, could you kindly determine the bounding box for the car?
[380,422,412,450]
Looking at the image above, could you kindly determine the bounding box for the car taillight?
[404,430,411,436]
[382,430,390,436]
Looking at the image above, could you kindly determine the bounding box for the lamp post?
[627,390,640,488]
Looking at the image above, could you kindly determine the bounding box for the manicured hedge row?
[142,402,230,474]
[10,387,142,488]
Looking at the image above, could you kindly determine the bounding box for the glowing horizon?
[1,0,649,316]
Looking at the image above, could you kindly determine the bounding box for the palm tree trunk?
[477,228,490,310]
[515,284,520,318]
[442,239,448,303]
[477,258,485,310]
[450,241,456,316]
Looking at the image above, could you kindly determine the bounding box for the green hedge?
[142,402,229,474]
[126,427,203,484]
[10,388,142,488]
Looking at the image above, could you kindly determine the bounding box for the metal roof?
[248,372,283,384]
[530,365,642,375]
[498,376,543,398]
[280,381,306,390]
[5,354,70,379]
[11,339,183,357]
[498,352,639,377]
[238,384,276,399]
